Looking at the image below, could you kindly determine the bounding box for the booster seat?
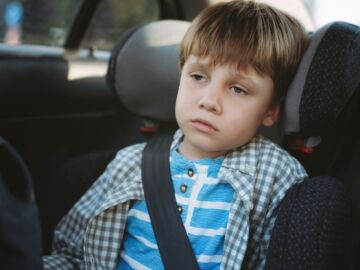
[107,20,359,269]
[279,21,360,270]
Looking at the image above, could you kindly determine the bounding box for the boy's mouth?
[191,119,219,133]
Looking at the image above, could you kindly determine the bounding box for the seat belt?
[141,128,200,270]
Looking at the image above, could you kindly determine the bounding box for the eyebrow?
[230,70,257,87]
[186,57,260,89]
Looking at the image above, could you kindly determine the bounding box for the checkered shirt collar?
[171,129,259,207]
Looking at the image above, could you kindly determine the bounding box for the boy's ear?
[262,105,280,127]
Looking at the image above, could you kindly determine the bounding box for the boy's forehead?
[185,54,256,76]
[185,55,210,65]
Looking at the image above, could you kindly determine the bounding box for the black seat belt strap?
[142,129,200,270]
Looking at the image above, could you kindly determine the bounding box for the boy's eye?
[191,74,204,81]
[230,86,247,95]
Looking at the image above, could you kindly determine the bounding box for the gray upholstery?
[284,24,331,133]
[265,176,351,270]
[285,22,360,134]
[109,20,190,122]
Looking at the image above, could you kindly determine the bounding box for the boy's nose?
[198,86,222,114]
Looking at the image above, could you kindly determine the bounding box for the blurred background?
[0,0,359,50]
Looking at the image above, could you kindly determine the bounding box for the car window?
[0,0,159,50]
[0,0,81,46]
[257,0,360,31]
[305,0,360,29]
[81,0,159,50]
[210,0,360,32]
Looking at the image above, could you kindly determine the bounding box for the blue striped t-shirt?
[117,148,234,269]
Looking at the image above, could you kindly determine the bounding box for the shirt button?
[187,168,194,177]
[177,205,183,214]
[180,184,187,193]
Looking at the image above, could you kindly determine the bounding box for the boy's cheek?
[174,98,183,125]
[175,98,190,131]
[175,92,189,113]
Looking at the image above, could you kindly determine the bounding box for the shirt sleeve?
[41,139,147,270]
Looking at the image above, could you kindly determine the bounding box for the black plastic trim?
[64,0,102,50]
[158,0,184,19]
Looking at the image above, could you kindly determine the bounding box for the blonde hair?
[179,0,308,105]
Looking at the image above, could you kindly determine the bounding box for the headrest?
[108,20,360,138]
[285,22,360,135]
[107,20,190,122]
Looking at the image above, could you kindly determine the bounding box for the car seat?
[107,20,358,269]
[272,21,360,270]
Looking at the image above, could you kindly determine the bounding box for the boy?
[44,1,308,269]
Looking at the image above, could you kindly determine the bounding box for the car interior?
[0,0,359,269]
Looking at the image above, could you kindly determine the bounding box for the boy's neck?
[178,140,228,161]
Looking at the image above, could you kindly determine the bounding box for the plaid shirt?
[43,130,307,270]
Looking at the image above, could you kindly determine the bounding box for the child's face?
[175,55,279,160]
